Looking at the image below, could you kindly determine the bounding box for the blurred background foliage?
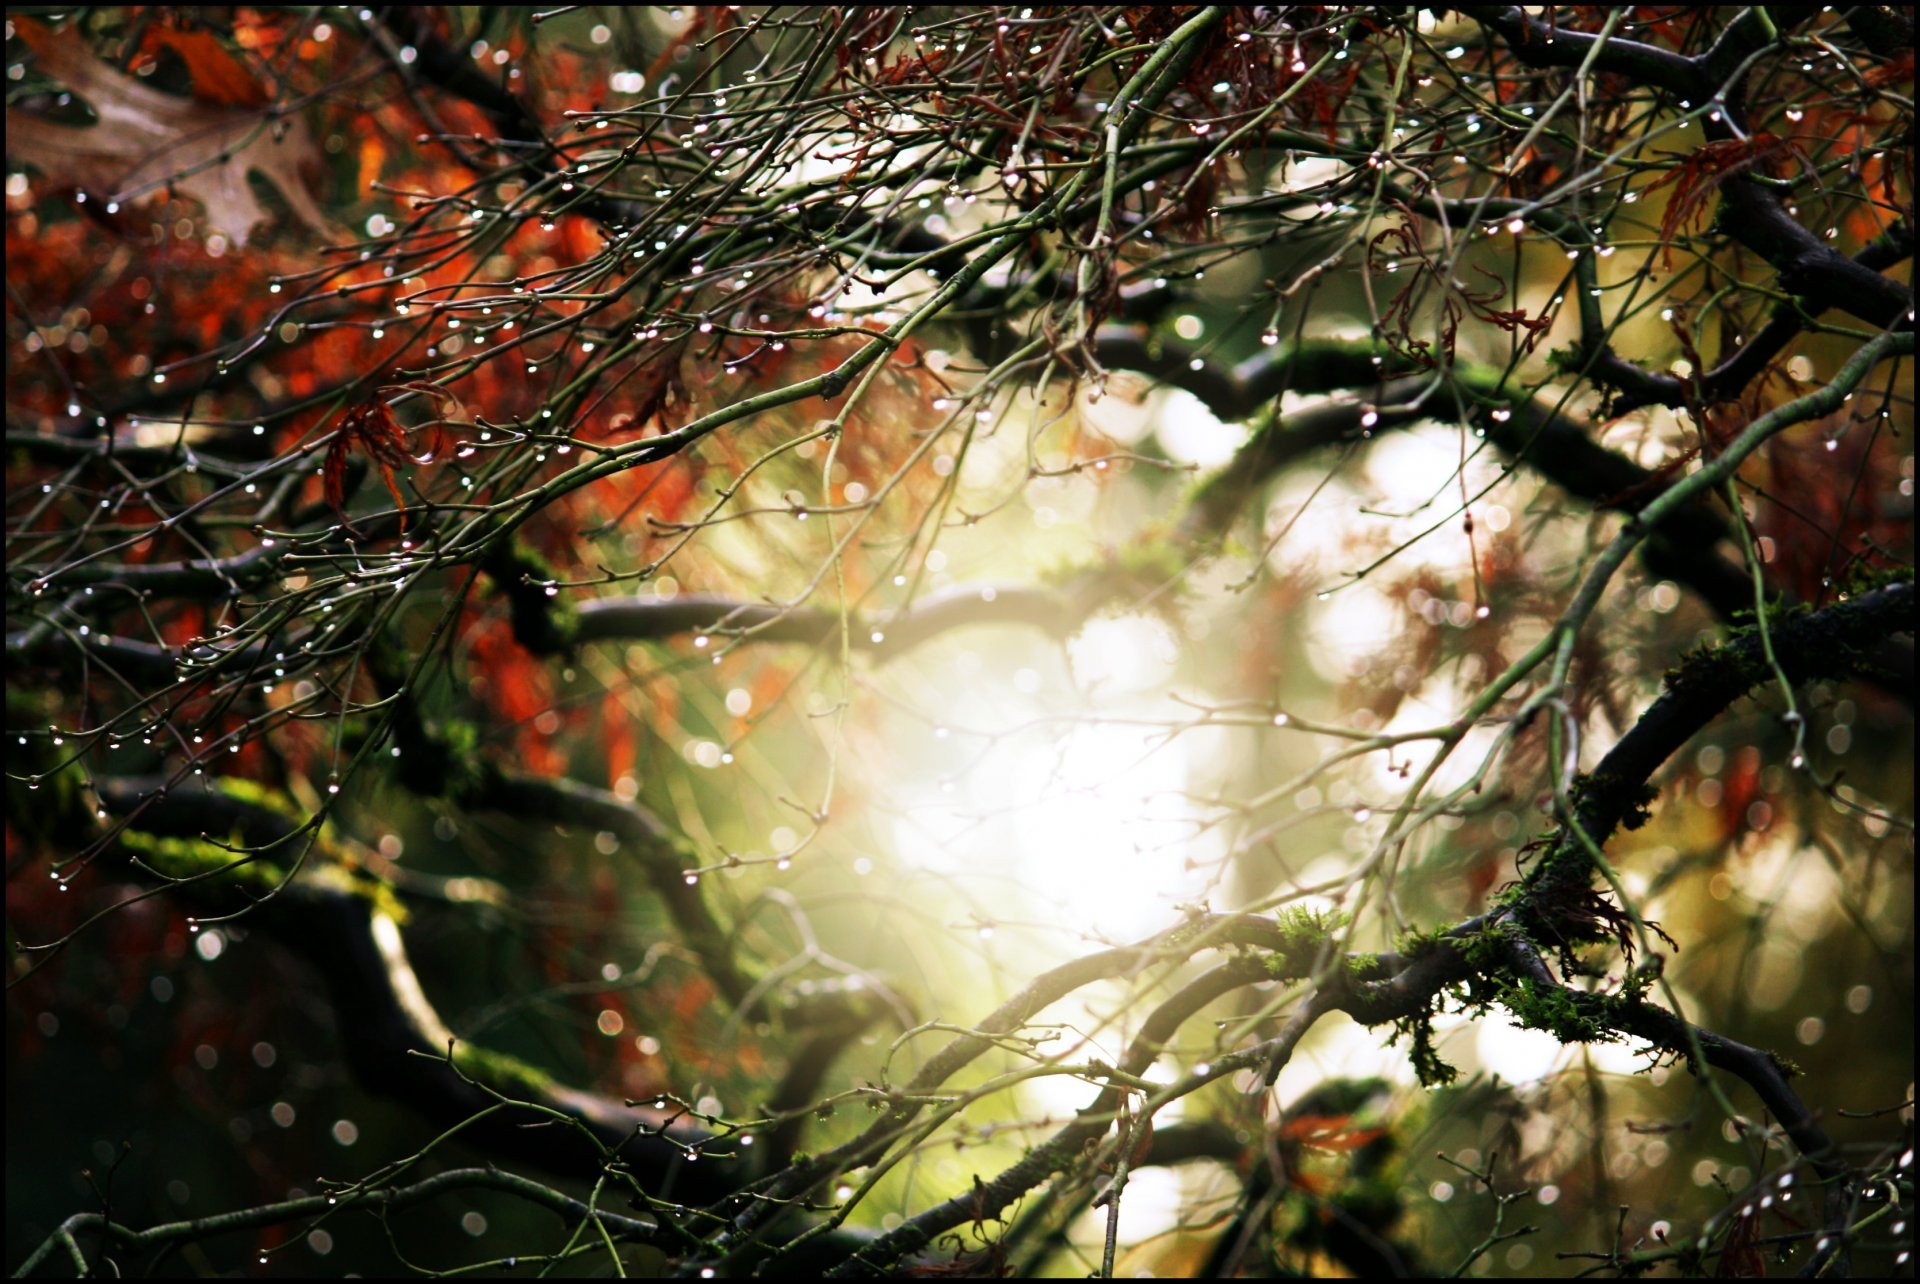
[6,4,1914,1278]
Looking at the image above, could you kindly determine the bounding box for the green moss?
[120,830,281,888]
[1392,924,1450,956]
[1661,618,1771,694]
[1275,905,1346,949]
[207,775,306,823]
[1458,920,1519,969]
[312,861,410,925]
[118,826,408,922]
[1111,538,1188,588]
[484,542,580,655]
[1543,345,1582,377]
[1390,1008,1458,1088]
[430,717,491,799]
[1503,977,1609,1043]
[1568,771,1662,832]
[1836,562,1910,598]
[451,1042,559,1098]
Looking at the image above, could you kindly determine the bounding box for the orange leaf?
[325,393,452,532]
[1280,1112,1386,1152]
[145,28,272,109]
[603,691,637,790]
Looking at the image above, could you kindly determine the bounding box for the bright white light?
[1155,388,1248,467]
[1273,1013,1419,1100]
[1306,584,1397,682]
[1475,1011,1566,1083]
[889,706,1214,946]
[1079,380,1154,444]
[1068,615,1177,693]
[1071,1165,1186,1243]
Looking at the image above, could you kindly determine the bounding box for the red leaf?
[1647,135,1807,268]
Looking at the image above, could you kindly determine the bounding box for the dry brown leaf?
[3,19,329,246]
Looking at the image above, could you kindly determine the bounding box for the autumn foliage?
[5,8,1914,1280]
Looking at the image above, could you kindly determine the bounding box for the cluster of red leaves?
[1646,134,1809,269]
[1370,216,1554,366]
[322,384,460,531]
[1754,418,1912,605]
[462,612,571,777]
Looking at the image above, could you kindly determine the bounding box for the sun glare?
[884,614,1222,951]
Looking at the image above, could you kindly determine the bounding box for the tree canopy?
[5,6,1914,1278]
